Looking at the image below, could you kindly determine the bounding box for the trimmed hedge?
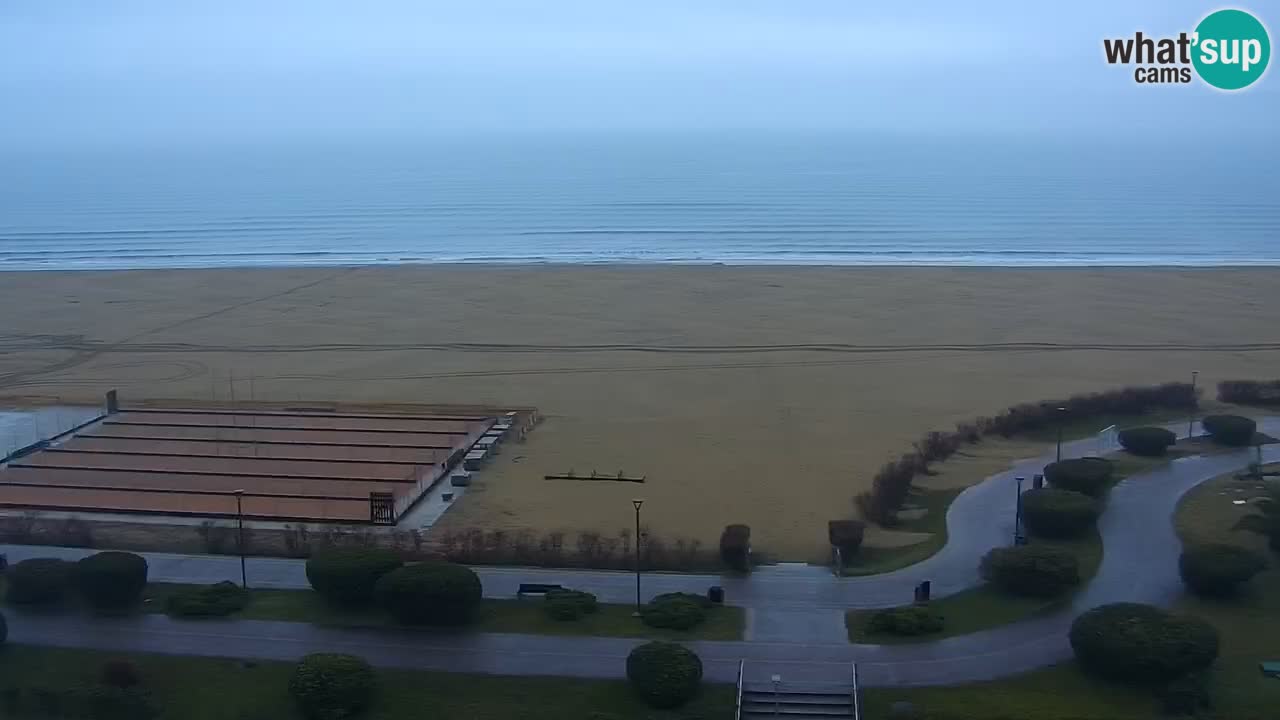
[76,552,148,611]
[1043,457,1114,497]
[867,605,944,637]
[626,641,703,709]
[1117,426,1177,457]
[305,547,403,607]
[828,520,866,560]
[1201,414,1257,447]
[165,581,250,618]
[289,653,377,720]
[543,589,599,621]
[718,524,751,572]
[5,558,74,605]
[1020,488,1100,539]
[855,383,1196,525]
[1218,379,1280,407]
[1069,603,1219,683]
[1179,543,1266,597]
[374,562,482,625]
[980,544,1080,598]
[640,593,709,631]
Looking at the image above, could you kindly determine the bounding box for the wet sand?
[2,265,1278,559]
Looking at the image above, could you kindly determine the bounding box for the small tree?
[5,558,74,605]
[375,562,482,625]
[980,544,1080,597]
[289,653,377,720]
[718,524,751,572]
[1117,426,1177,457]
[305,547,403,607]
[626,642,703,709]
[828,520,866,564]
[1179,544,1266,596]
[1020,489,1100,539]
[76,552,148,611]
[1234,482,1280,552]
[1069,603,1219,683]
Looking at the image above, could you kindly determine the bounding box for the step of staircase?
[741,684,854,719]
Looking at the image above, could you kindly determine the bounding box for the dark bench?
[516,582,563,598]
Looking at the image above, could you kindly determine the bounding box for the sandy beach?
[2,265,1278,560]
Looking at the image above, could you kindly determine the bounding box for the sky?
[0,0,1276,146]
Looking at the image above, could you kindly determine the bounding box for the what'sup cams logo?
[1104,8,1270,90]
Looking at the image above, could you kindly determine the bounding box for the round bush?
[1202,414,1257,447]
[980,544,1080,598]
[165,581,250,618]
[289,653,377,720]
[1117,426,1177,457]
[1069,603,1219,683]
[1179,543,1266,597]
[1043,457,1114,497]
[625,641,703,709]
[375,562,482,625]
[4,558,74,605]
[305,547,403,607]
[640,594,708,631]
[77,551,148,611]
[867,605,944,637]
[1020,488,1100,539]
[543,589,598,621]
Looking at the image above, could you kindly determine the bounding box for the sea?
[1,133,1277,270]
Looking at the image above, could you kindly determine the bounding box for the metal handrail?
[734,660,745,720]
[850,662,861,720]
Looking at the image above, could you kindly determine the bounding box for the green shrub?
[1161,671,1211,716]
[1179,543,1266,597]
[375,562,482,625]
[84,685,158,720]
[867,605,944,637]
[543,589,598,621]
[828,520,866,560]
[1043,457,1114,497]
[1020,488,1100,539]
[1069,603,1219,683]
[165,581,250,618]
[4,558,74,605]
[76,552,148,611]
[718,524,751,572]
[305,547,403,607]
[980,544,1080,597]
[640,593,708,631]
[1202,414,1257,446]
[625,641,703,709]
[289,653,377,720]
[1117,426,1177,456]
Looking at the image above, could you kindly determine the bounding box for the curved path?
[5,419,1278,687]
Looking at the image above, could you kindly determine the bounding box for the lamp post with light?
[632,499,644,615]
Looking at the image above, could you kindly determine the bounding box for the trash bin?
[708,585,724,604]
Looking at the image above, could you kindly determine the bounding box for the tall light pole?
[234,490,248,589]
[632,499,644,616]
[1014,476,1026,544]
[1188,371,1199,439]
[1055,407,1067,462]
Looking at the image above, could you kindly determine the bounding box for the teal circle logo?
[1192,9,1270,90]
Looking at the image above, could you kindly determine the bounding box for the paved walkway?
[5,420,1277,687]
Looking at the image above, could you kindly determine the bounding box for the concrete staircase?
[740,680,857,719]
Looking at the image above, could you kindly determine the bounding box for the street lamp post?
[1055,407,1067,462]
[1189,371,1199,439]
[632,499,644,615]
[234,489,248,589]
[1014,476,1026,544]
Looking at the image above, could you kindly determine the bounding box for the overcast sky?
[1,0,1275,146]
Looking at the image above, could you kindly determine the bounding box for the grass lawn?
[846,530,1102,644]
[141,583,745,641]
[0,644,734,720]
[840,487,961,576]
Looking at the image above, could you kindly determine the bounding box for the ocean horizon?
[2,133,1277,270]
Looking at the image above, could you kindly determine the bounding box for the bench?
[516,583,564,598]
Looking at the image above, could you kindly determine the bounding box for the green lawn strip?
[142,583,745,641]
[845,530,1102,644]
[1171,470,1280,719]
[0,643,735,720]
[840,487,961,577]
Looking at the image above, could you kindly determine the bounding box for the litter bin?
[707,585,724,604]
